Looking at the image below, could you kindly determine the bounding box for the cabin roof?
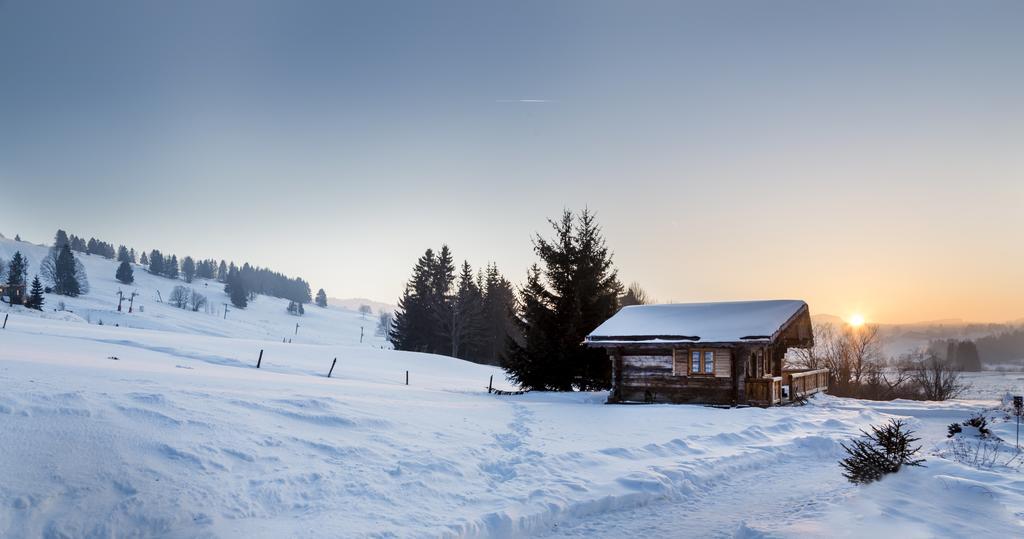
[586,299,809,345]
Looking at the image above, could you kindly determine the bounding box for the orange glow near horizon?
[848,313,866,328]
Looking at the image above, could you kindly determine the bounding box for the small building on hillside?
[585,299,827,406]
[0,283,26,305]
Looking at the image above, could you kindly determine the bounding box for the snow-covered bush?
[944,411,1022,471]
[839,418,924,484]
[947,436,1022,470]
[948,413,993,438]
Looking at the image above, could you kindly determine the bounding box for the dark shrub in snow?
[840,418,924,484]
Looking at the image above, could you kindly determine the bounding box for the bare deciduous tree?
[789,322,884,396]
[376,311,393,337]
[911,352,967,401]
[619,282,650,307]
[359,304,373,319]
[189,290,207,312]
[169,285,190,309]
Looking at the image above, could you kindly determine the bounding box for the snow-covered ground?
[0,236,390,347]
[2,236,1022,537]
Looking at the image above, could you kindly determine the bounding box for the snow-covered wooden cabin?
[585,300,826,406]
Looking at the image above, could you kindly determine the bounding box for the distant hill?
[328,297,396,315]
[0,236,390,348]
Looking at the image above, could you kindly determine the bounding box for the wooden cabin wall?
[614,347,736,404]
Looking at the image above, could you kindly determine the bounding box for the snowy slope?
[0,236,389,347]
[2,237,1023,537]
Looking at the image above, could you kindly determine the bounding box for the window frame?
[674,348,717,376]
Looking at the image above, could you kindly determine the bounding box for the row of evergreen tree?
[389,209,631,389]
[55,230,119,260]
[53,229,314,307]
[389,247,517,366]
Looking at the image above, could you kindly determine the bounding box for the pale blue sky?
[1,1,1022,322]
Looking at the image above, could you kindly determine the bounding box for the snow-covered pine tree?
[116,260,134,284]
[839,419,924,484]
[140,251,148,266]
[26,276,44,310]
[148,250,164,275]
[54,229,69,249]
[117,245,130,263]
[52,243,81,297]
[5,251,28,305]
[315,289,327,307]
[165,255,179,279]
[226,267,247,308]
[181,256,196,283]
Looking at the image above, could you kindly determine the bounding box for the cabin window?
[675,349,716,376]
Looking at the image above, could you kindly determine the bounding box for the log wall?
[615,348,736,405]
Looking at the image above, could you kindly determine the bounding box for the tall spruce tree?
[390,249,438,353]
[54,229,69,249]
[217,260,228,282]
[148,250,164,275]
[505,209,622,390]
[450,261,486,359]
[480,263,517,366]
[52,243,82,297]
[315,288,328,307]
[181,256,196,283]
[504,265,560,389]
[5,251,28,305]
[116,260,134,284]
[428,245,457,354]
[226,267,248,308]
[26,275,44,310]
[140,251,148,266]
[165,255,179,279]
[117,245,131,263]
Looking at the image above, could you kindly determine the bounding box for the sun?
[848,313,866,327]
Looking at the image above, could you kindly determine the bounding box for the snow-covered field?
[2,236,1023,537]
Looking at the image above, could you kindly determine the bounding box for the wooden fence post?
[405,370,409,386]
[328,357,337,378]
[2,313,7,329]
[256,349,263,369]
[488,375,493,393]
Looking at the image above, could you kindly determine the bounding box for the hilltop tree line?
[52,229,314,310]
[389,209,632,388]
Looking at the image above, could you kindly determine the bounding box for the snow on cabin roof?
[586,300,809,344]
